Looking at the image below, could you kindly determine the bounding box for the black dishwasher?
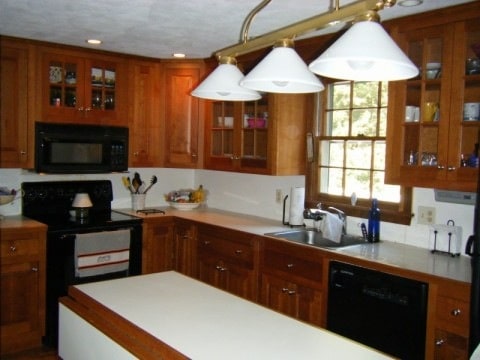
[327,261,428,360]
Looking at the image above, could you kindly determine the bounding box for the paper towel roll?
[289,187,305,226]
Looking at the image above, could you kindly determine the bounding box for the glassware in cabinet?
[211,101,235,157]
[241,96,268,161]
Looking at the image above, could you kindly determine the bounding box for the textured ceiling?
[0,0,475,59]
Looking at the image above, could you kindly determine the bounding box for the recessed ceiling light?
[86,39,102,45]
[397,0,423,6]
[173,53,186,58]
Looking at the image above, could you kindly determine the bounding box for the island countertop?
[59,271,394,360]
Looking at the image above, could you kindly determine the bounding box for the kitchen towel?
[289,187,305,226]
[320,212,344,243]
[74,229,131,278]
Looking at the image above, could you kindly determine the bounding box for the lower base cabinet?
[0,224,46,355]
[259,238,325,327]
[196,224,259,302]
[142,218,174,274]
[173,219,197,278]
[260,274,323,326]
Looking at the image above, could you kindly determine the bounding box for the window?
[306,80,412,225]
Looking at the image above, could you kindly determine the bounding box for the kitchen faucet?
[328,206,347,235]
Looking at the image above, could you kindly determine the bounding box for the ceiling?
[0,0,474,59]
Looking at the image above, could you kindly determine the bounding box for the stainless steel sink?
[264,229,367,249]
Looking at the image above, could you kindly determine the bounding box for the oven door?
[43,225,142,347]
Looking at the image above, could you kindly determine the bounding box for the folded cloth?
[75,229,131,278]
[320,212,344,243]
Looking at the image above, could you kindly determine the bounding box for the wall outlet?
[275,189,282,204]
[417,206,436,225]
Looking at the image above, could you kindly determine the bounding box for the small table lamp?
[72,193,93,218]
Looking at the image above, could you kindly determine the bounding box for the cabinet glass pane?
[49,61,77,108]
[90,67,116,110]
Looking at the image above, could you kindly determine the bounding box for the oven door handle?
[59,234,77,241]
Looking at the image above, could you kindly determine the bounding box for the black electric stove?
[21,180,143,348]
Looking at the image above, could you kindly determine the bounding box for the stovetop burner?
[136,209,166,215]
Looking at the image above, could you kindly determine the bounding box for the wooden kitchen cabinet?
[433,280,470,360]
[38,46,128,126]
[141,217,175,274]
[260,237,325,327]
[127,59,163,167]
[162,61,205,168]
[386,5,480,192]
[205,93,311,175]
[0,37,34,168]
[196,224,259,302]
[0,223,46,355]
[173,219,197,278]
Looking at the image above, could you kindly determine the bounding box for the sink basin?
[264,229,367,249]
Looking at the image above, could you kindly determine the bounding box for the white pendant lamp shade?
[308,21,419,81]
[191,57,261,101]
[240,40,324,93]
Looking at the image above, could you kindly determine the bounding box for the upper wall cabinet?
[162,61,205,168]
[205,93,311,175]
[127,59,163,167]
[0,38,33,168]
[39,47,128,126]
[385,5,480,192]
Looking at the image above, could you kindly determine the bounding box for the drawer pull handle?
[282,288,289,293]
[31,267,38,272]
[235,249,243,254]
[286,263,294,268]
[435,339,445,346]
[288,290,296,295]
[451,309,461,316]
[10,245,17,252]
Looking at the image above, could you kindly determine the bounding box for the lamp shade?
[191,57,261,101]
[240,40,324,93]
[308,21,419,81]
[72,193,93,208]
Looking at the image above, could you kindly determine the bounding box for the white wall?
[0,168,476,255]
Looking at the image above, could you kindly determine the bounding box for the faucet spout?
[328,206,347,235]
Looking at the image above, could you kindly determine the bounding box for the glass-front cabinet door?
[42,51,126,125]
[386,17,480,192]
[207,95,270,173]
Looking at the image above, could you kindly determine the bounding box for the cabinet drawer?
[263,249,323,283]
[1,238,40,258]
[198,236,254,265]
[436,295,469,332]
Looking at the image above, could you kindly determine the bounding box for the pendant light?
[240,39,324,93]
[191,56,261,101]
[308,11,419,81]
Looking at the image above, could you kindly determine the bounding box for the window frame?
[305,79,413,226]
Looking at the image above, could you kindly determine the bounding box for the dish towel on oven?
[74,229,131,278]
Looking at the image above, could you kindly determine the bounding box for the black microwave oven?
[35,122,129,173]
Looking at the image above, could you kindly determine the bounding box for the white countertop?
[117,207,472,283]
[72,271,394,360]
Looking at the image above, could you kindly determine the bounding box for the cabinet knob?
[288,290,296,295]
[191,153,197,158]
[31,267,38,272]
[451,308,461,316]
[286,263,294,268]
[281,287,289,293]
[437,165,445,170]
[77,107,84,111]
[9,245,17,252]
[203,240,210,245]
[20,150,26,155]
[234,249,243,254]
[215,265,227,272]
[84,107,92,112]
[435,339,445,346]
[447,166,456,171]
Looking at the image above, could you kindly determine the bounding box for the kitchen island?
[59,271,393,359]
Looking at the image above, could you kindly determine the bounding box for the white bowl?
[0,194,15,205]
[168,202,200,210]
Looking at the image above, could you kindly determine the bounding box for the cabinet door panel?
[0,45,29,167]
[164,66,201,168]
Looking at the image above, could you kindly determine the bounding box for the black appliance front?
[43,223,142,347]
[327,261,429,360]
[35,122,128,174]
[21,180,143,348]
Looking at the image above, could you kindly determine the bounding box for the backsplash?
[0,168,475,255]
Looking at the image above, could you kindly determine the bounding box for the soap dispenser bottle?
[367,198,380,243]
